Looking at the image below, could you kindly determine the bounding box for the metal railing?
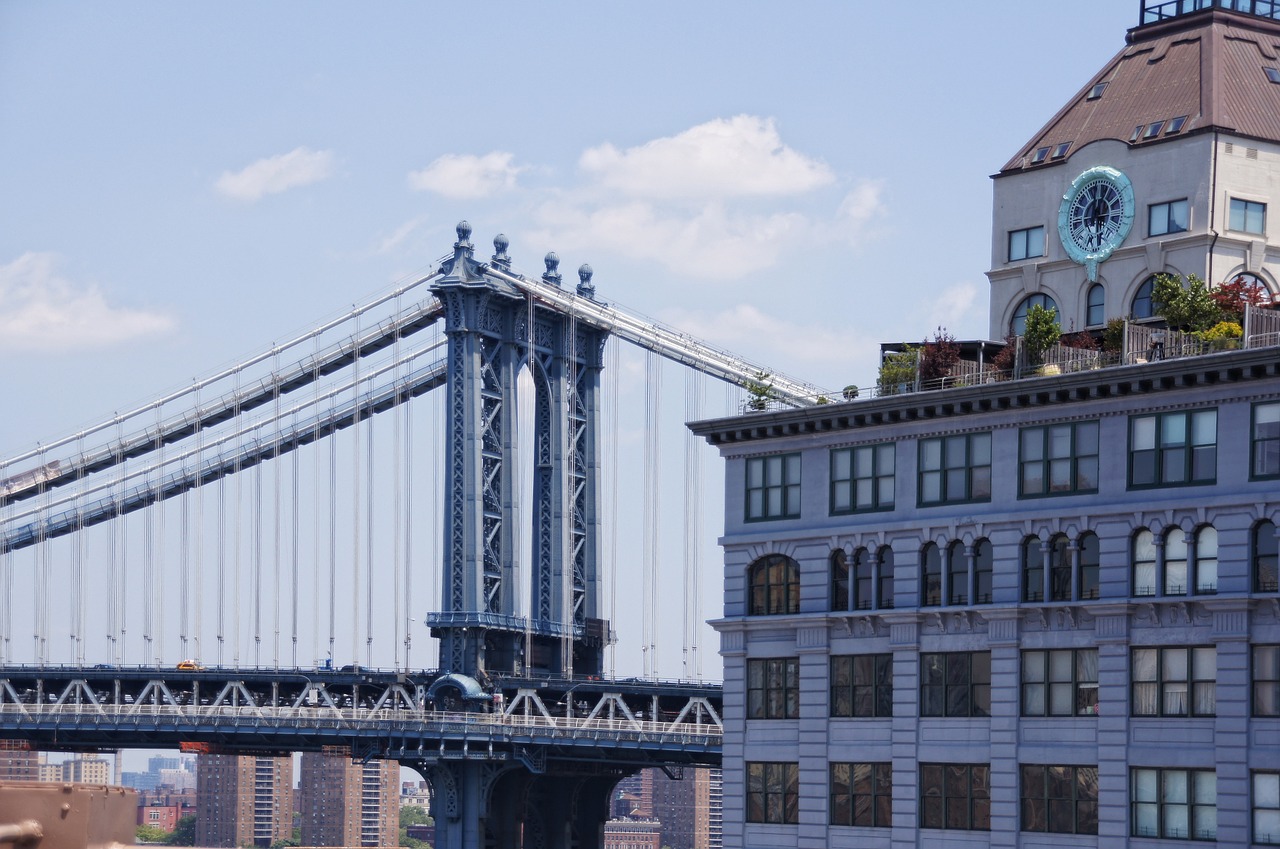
[1142,0,1280,23]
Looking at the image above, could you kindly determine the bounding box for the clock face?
[1057,166,1135,281]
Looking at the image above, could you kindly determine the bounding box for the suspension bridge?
[0,222,828,848]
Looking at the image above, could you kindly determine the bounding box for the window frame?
[745,453,801,522]
[1128,410,1217,489]
[877,547,896,610]
[1255,644,1280,718]
[831,653,893,718]
[1012,293,1058,336]
[747,554,800,616]
[921,543,942,607]
[830,550,851,612]
[1022,536,1045,603]
[1149,198,1189,237]
[746,761,799,824]
[1252,402,1280,481]
[746,657,800,720]
[918,432,992,507]
[830,762,892,828]
[1132,276,1158,320]
[1020,764,1099,835]
[1131,767,1217,841]
[1008,226,1046,262]
[919,763,991,831]
[1079,532,1100,600]
[1256,520,1279,593]
[973,539,993,604]
[1254,771,1280,845]
[1230,197,1267,235]
[921,652,991,718]
[1131,646,1217,717]
[947,541,968,606]
[830,443,895,515]
[1021,648,1099,717]
[1086,283,1105,327]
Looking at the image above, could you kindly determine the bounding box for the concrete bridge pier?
[419,760,626,849]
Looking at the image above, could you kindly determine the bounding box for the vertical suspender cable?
[683,371,704,682]
[403,380,414,672]
[312,337,323,666]
[33,445,46,664]
[352,310,362,666]
[605,339,620,679]
[143,458,154,665]
[291,405,300,668]
[194,385,204,663]
[74,433,87,664]
[217,470,227,666]
[391,293,404,671]
[180,461,190,662]
[641,352,661,678]
[365,386,375,668]
[329,411,338,667]
[273,348,282,668]
[156,405,166,664]
[112,416,124,664]
[233,374,243,668]
[253,455,263,667]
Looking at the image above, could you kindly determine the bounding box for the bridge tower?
[428,222,610,680]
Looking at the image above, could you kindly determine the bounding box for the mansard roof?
[999,8,1280,175]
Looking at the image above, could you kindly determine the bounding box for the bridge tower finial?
[491,233,512,271]
[576,263,595,300]
[542,252,562,287]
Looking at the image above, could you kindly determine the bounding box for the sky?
[0,1,1142,768]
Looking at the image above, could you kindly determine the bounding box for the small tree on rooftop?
[919,327,961,382]
[744,371,774,411]
[1211,274,1271,324]
[1023,304,1061,367]
[1153,272,1220,332]
[877,346,919,394]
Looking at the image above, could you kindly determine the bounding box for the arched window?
[1079,532,1100,600]
[830,550,850,612]
[948,541,969,605]
[973,539,993,604]
[1012,293,1059,336]
[921,543,942,607]
[853,548,874,610]
[1256,520,1279,593]
[1133,529,1156,597]
[1087,284,1106,327]
[1023,537,1044,602]
[1193,526,1218,595]
[1164,529,1188,596]
[877,547,895,610]
[1132,276,1158,320]
[748,554,799,616]
[1049,534,1072,601]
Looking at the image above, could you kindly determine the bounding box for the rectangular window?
[920,763,990,831]
[745,453,801,521]
[1256,772,1280,845]
[1150,199,1189,236]
[1132,768,1217,840]
[921,652,991,717]
[746,762,799,824]
[1019,421,1099,497]
[1230,197,1267,234]
[1132,646,1216,716]
[746,658,799,719]
[919,433,992,506]
[1021,764,1099,834]
[1129,410,1217,488]
[1254,403,1280,479]
[1008,226,1046,262]
[830,443,894,514]
[830,654,893,718]
[1256,645,1280,717]
[830,762,891,827]
[1022,649,1099,716]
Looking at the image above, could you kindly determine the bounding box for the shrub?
[1102,318,1126,353]
[878,346,919,393]
[919,327,961,382]
[1153,273,1220,332]
[1023,304,1062,367]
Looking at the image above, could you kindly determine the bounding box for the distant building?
[196,754,293,848]
[60,756,111,785]
[607,767,723,849]
[298,749,399,847]
[399,779,431,810]
[603,817,661,849]
[136,787,197,833]
[0,740,38,781]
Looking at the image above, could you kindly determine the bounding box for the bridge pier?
[419,760,625,849]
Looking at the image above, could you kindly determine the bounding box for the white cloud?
[215,147,335,202]
[834,180,887,244]
[579,115,834,201]
[375,218,422,254]
[0,253,175,352]
[529,200,806,281]
[925,281,984,337]
[408,152,522,199]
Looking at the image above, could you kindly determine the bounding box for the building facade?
[696,4,1280,848]
[298,749,399,847]
[195,754,294,848]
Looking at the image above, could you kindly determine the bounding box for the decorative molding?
[796,626,828,652]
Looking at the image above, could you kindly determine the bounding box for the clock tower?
[987,1,1280,338]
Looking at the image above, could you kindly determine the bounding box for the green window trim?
[918,432,992,506]
[1128,410,1217,489]
[1018,421,1100,498]
[830,443,895,515]
[745,453,801,521]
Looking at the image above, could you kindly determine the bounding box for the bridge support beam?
[419,760,624,849]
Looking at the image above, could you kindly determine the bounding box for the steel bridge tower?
[428,221,610,682]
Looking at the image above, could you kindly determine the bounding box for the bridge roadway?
[0,665,721,770]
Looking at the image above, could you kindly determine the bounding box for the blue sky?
[1,0,1142,773]
[1,1,1136,450]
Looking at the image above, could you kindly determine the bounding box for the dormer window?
[1030,147,1051,165]
[1051,142,1072,159]
[1087,82,1108,100]
[1167,115,1187,133]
